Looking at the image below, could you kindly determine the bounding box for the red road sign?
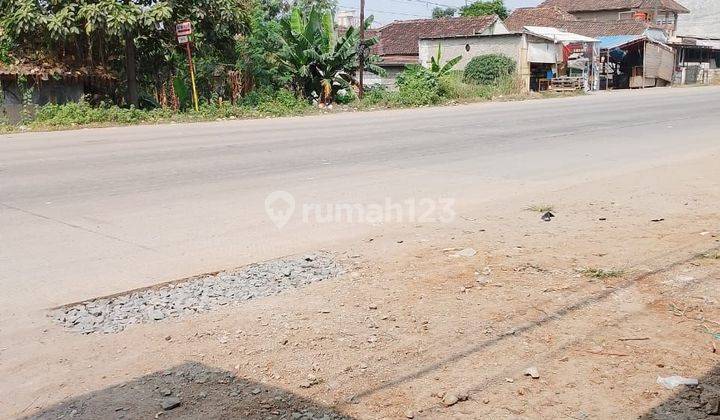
[175,22,192,36]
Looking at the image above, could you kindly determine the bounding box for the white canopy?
[523,26,599,44]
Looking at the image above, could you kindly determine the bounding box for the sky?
[336,0,544,26]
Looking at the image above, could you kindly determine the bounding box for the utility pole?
[358,0,365,99]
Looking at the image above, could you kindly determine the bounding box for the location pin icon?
[265,191,296,229]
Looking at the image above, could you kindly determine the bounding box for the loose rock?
[161,396,181,411]
[442,393,459,407]
[455,248,478,258]
[525,367,540,379]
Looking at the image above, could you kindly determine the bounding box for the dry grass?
[580,268,625,279]
[699,251,720,260]
[525,204,555,213]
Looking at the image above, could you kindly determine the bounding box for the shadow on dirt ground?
[24,362,352,420]
[641,363,720,419]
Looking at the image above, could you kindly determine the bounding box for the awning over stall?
[598,35,643,50]
[523,26,599,44]
[598,35,675,87]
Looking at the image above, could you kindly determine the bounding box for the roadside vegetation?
[0,0,565,133]
[699,251,720,260]
[525,204,555,213]
[580,268,625,279]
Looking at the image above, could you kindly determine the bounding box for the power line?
[383,0,460,10]
[336,0,483,22]
[338,3,428,19]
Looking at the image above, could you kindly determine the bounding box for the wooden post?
[642,41,646,89]
[185,42,199,112]
[124,31,139,107]
[358,0,365,99]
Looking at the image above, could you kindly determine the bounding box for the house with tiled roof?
[504,7,578,32]
[538,0,689,33]
[417,26,599,93]
[365,15,509,87]
[506,8,669,41]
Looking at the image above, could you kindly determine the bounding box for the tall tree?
[292,0,337,13]
[236,0,289,91]
[2,0,252,106]
[432,7,456,19]
[460,0,508,19]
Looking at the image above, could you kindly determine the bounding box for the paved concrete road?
[2,87,720,320]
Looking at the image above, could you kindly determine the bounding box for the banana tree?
[430,44,462,77]
[278,6,383,104]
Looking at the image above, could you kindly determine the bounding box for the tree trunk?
[124,31,139,107]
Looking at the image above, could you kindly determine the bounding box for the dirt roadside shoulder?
[3,150,720,419]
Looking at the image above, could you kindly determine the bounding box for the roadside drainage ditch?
[52,252,344,334]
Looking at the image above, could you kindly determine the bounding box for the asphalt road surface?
[2,87,720,324]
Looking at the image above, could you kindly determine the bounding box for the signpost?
[176,21,199,112]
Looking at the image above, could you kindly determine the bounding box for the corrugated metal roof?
[598,35,674,52]
[598,35,643,49]
[523,26,600,43]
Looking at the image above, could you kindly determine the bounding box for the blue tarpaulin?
[599,36,644,61]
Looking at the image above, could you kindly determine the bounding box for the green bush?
[28,88,311,128]
[255,88,310,116]
[440,71,524,102]
[396,65,441,106]
[464,54,516,85]
[439,71,492,101]
[335,88,356,105]
[33,101,160,126]
[354,85,398,109]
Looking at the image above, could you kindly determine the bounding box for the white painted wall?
[364,67,405,89]
[418,34,523,70]
[418,34,537,92]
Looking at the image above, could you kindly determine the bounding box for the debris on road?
[454,248,478,258]
[299,374,322,389]
[541,212,555,222]
[524,367,540,379]
[53,252,344,334]
[657,375,699,390]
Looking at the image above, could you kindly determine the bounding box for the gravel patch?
[53,252,343,334]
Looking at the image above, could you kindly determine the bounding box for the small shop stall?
[598,35,675,89]
[523,26,599,92]
[670,36,720,85]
